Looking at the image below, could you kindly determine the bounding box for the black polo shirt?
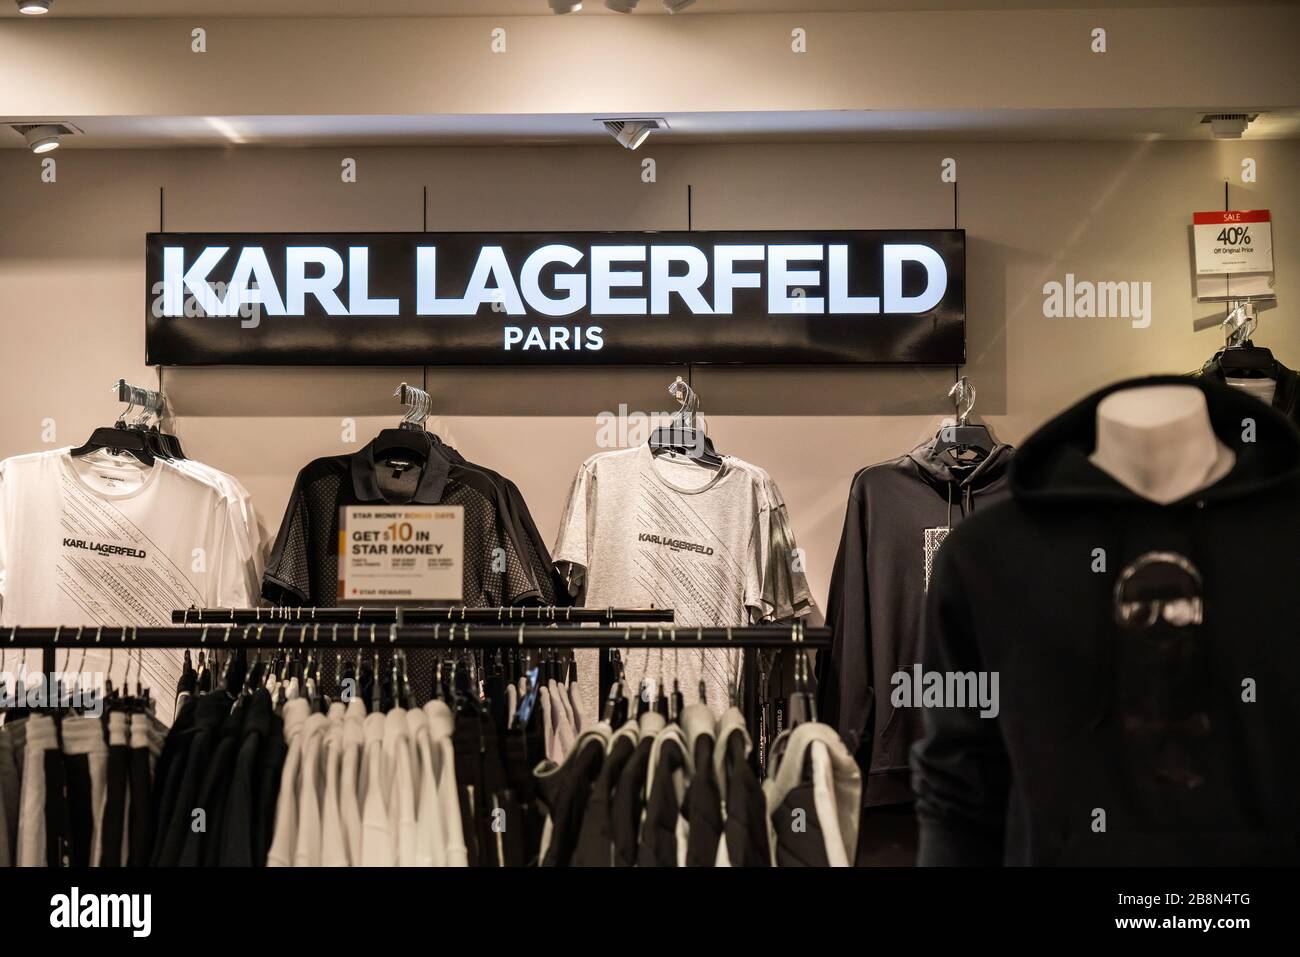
[264,439,540,608]
[262,440,541,700]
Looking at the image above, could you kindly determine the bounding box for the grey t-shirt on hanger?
[553,445,768,723]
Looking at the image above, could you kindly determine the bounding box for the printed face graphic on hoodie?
[1114,551,1210,791]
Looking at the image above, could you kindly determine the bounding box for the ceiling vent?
[1200,113,1258,139]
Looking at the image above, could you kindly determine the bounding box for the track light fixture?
[16,0,53,14]
[547,0,582,12]
[23,125,61,153]
[600,118,667,150]
[605,0,639,12]
[662,0,696,10]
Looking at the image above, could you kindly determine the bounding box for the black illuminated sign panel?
[145,230,964,365]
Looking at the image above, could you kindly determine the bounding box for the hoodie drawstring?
[947,481,977,527]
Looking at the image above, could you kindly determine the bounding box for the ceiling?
[3,0,1293,16]
[4,109,1297,148]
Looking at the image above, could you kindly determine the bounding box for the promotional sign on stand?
[1193,210,1275,300]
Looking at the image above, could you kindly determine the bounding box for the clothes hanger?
[1216,302,1278,380]
[787,624,817,728]
[602,647,627,726]
[70,381,157,466]
[931,376,996,461]
[648,375,724,468]
[371,382,436,463]
[667,640,683,723]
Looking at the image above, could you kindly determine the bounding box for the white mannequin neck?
[1089,385,1235,504]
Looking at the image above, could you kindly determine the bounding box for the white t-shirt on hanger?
[0,448,254,724]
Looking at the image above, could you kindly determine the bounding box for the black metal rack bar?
[169,606,674,625]
[1,623,827,650]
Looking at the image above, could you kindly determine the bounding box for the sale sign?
[1193,210,1274,275]
[337,506,464,603]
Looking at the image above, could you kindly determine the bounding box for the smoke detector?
[599,117,668,150]
[1200,113,1258,139]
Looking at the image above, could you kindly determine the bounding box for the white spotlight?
[24,125,61,153]
[16,0,53,14]
[548,0,582,11]
[600,118,667,150]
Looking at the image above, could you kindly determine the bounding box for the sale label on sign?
[338,506,463,603]
[1193,210,1274,275]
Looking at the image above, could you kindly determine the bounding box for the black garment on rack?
[536,732,607,867]
[611,732,655,866]
[148,693,198,861]
[1196,354,1300,432]
[99,718,129,867]
[637,732,688,867]
[819,438,1013,808]
[180,702,246,867]
[260,439,543,700]
[155,692,227,866]
[254,708,287,866]
[718,721,770,867]
[42,746,72,867]
[432,435,568,607]
[218,687,272,867]
[683,734,722,867]
[127,722,156,868]
[572,728,637,867]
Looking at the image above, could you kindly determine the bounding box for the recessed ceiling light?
[548,0,582,11]
[663,0,696,10]
[600,118,668,150]
[23,125,61,153]
[605,0,639,11]
[16,0,53,14]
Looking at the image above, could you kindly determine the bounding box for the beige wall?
[1,138,1296,609]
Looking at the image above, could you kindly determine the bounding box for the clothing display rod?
[0,623,828,650]
[169,606,674,625]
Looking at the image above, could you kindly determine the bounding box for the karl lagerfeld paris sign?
[145,230,964,365]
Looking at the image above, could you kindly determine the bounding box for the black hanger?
[932,423,995,460]
[370,426,434,464]
[933,376,995,462]
[788,634,818,729]
[70,424,155,466]
[648,375,724,468]
[1217,340,1277,379]
[647,426,724,468]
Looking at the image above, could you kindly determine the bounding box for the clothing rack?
[0,623,827,650]
[169,606,674,625]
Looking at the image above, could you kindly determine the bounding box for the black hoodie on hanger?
[1196,354,1300,433]
[818,437,1014,807]
[913,375,1300,866]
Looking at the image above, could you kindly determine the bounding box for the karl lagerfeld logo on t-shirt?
[637,532,714,556]
[62,538,147,560]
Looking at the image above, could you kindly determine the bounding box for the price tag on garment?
[338,505,463,602]
[1193,210,1274,275]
